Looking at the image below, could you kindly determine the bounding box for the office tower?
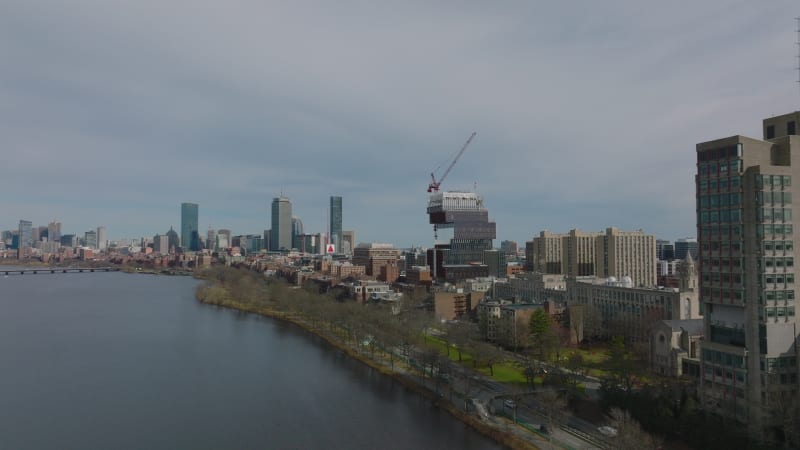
[60,234,77,248]
[330,196,343,252]
[84,230,97,248]
[207,228,216,251]
[270,196,292,251]
[218,229,232,248]
[165,226,179,253]
[47,221,61,243]
[674,237,699,260]
[500,240,518,256]
[656,239,675,261]
[426,191,497,282]
[181,203,199,251]
[291,216,304,250]
[342,230,356,254]
[696,111,799,436]
[96,226,107,250]
[17,220,32,257]
[153,234,169,254]
[528,231,566,274]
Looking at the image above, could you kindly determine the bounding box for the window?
[789,121,796,136]
[767,125,776,139]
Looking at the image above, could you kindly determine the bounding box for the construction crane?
[427,132,477,193]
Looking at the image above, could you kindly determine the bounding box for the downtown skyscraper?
[181,203,200,251]
[270,196,292,251]
[330,196,342,253]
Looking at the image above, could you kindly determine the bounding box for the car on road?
[598,426,618,437]
[503,399,516,409]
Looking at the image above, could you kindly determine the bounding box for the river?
[0,271,503,449]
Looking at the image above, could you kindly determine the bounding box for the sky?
[2,1,799,247]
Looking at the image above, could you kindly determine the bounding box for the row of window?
[703,272,743,283]
[701,257,743,268]
[698,176,740,193]
[697,144,741,163]
[699,224,743,237]
[699,209,742,224]
[699,193,741,208]
[701,241,743,253]
[761,356,797,371]
[702,348,745,368]
[756,208,793,222]
[757,191,793,205]
[701,288,744,301]
[758,257,795,269]
[759,306,797,319]
[698,159,743,177]
[761,273,796,285]
[756,175,792,188]
[762,290,796,301]
[756,224,794,237]
[763,240,795,252]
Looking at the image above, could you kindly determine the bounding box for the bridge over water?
[2,267,121,276]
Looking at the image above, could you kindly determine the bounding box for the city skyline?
[2,2,798,246]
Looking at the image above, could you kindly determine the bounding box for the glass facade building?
[181,203,200,251]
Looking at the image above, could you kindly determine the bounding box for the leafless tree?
[608,407,664,450]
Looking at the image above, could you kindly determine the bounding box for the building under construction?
[426,191,501,282]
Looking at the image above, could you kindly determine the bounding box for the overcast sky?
[2,1,798,246]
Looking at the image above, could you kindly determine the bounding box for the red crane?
[427,132,477,193]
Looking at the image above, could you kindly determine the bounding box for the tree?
[608,407,664,450]
[607,336,635,391]
[529,309,557,361]
[536,389,567,449]
[472,341,503,376]
[447,320,476,363]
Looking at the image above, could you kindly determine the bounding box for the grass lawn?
[423,335,532,385]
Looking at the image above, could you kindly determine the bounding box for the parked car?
[503,399,516,409]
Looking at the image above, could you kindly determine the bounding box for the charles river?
[0,271,502,450]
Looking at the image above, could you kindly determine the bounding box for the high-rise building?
[500,240,518,257]
[153,234,170,254]
[291,216,304,250]
[674,238,699,260]
[17,220,32,257]
[96,226,107,251]
[342,230,356,255]
[181,203,200,251]
[696,110,800,436]
[527,228,657,287]
[207,228,216,251]
[330,196,343,252]
[656,239,675,261]
[84,230,97,248]
[165,226,179,253]
[426,191,497,282]
[270,196,292,251]
[47,221,61,243]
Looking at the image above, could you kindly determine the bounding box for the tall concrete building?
[84,230,97,249]
[527,228,656,287]
[96,226,107,251]
[330,196,343,252]
[47,221,61,243]
[270,196,292,251]
[17,220,32,257]
[696,111,800,437]
[342,230,356,255]
[291,216,304,250]
[181,203,200,251]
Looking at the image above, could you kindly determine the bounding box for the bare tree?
[536,388,567,449]
[608,407,664,450]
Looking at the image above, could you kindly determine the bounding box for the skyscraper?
[330,196,343,252]
[84,230,97,249]
[270,196,292,251]
[696,110,799,436]
[18,220,32,257]
[291,216,304,250]
[47,221,61,243]
[96,226,107,251]
[181,203,200,251]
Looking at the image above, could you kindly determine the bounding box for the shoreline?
[196,295,538,450]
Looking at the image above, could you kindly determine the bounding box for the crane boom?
[427,132,476,193]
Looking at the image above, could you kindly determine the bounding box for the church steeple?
[678,252,697,292]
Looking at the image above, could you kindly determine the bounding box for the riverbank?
[194,278,539,450]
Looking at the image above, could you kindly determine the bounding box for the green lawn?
[423,335,531,385]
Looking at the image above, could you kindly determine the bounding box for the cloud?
[1,0,798,246]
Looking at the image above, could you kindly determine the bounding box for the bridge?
[2,267,121,275]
